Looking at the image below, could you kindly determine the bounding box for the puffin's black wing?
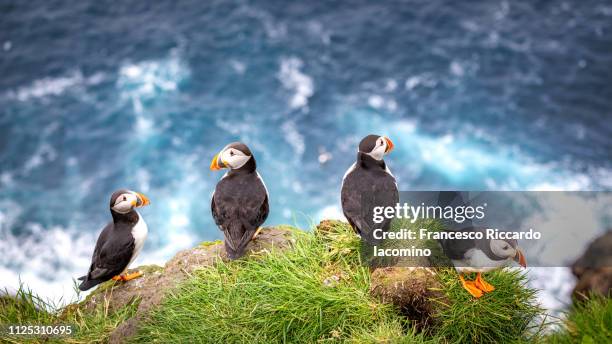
[341,166,398,244]
[79,223,135,291]
[212,173,269,259]
[78,223,112,281]
[212,193,268,229]
[251,193,269,228]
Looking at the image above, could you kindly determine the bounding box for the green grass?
[379,217,453,267]
[0,286,58,326]
[435,269,542,343]
[135,221,543,343]
[5,221,596,344]
[134,225,414,343]
[546,295,612,344]
[0,285,139,343]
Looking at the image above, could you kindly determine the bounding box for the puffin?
[341,134,399,244]
[439,227,527,298]
[210,142,269,259]
[78,189,150,291]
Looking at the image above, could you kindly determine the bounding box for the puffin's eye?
[123,196,127,201]
[503,245,509,250]
[230,151,235,156]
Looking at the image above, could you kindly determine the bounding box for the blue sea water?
[1,0,611,306]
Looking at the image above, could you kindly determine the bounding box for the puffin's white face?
[211,145,251,170]
[490,239,516,259]
[365,136,394,161]
[221,147,251,169]
[112,191,150,214]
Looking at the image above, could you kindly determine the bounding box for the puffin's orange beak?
[384,137,394,153]
[135,193,150,207]
[515,249,527,268]
[210,153,224,171]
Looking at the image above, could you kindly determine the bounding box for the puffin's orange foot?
[459,275,483,298]
[111,271,143,282]
[122,271,143,281]
[475,272,495,293]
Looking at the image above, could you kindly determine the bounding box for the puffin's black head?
[109,189,150,215]
[210,142,255,172]
[358,134,394,161]
[490,238,527,268]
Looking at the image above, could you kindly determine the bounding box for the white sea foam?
[449,61,465,77]
[117,53,188,100]
[0,216,197,304]
[241,6,287,40]
[522,192,611,266]
[23,143,57,173]
[0,172,13,187]
[0,220,95,303]
[229,60,247,74]
[405,76,421,90]
[7,71,83,101]
[317,205,345,221]
[368,95,398,112]
[281,120,306,157]
[527,267,575,314]
[404,73,437,90]
[5,71,107,101]
[116,51,190,136]
[0,172,200,304]
[306,21,331,45]
[368,95,384,109]
[598,5,612,16]
[278,57,314,110]
[135,168,152,192]
[385,118,606,191]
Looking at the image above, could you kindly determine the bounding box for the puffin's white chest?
[384,164,395,179]
[128,213,148,267]
[256,171,269,198]
[452,248,507,273]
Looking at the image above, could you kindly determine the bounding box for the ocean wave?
[383,118,607,191]
[229,60,247,75]
[527,267,575,315]
[331,107,610,192]
[116,50,190,137]
[240,5,287,40]
[0,218,94,303]
[15,121,63,176]
[522,192,611,266]
[117,51,189,102]
[23,142,57,173]
[4,71,106,101]
[368,95,398,112]
[0,172,13,188]
[281,120,306,157]
[0,197,92,303]
[0,216,197,304]
[278,57,314,111]
[405,73,438,90]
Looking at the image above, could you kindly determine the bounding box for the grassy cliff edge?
[1,221,610,343]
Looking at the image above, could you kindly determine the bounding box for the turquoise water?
[0,1,611,303]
